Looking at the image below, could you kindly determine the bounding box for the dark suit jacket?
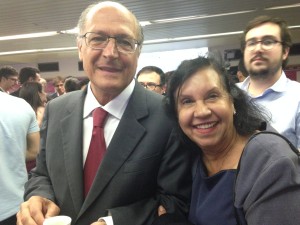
[25,82,192,225]
[47,92,59,101]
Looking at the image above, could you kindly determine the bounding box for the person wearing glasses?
[0,65,19,93]
[136,66,166,95]
[237,15,300,150]
[17,2,192,225]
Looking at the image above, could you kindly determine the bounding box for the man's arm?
[107,129,193,225]
[25,131,40,161]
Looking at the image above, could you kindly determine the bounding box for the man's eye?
[117,38,133,47]
[263,39,275,45]
[247,41,256,46]
[90,36,106,43]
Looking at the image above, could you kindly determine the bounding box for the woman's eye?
[207,93,219,100]
[181,98,193,105]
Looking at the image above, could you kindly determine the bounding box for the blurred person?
[48,76,65,100]
[164,70,174,93]
[39,78,47,91]
[236,58,248,82]
[0,92,40,225]
[136,66,166,95]
[0,65,19,93]
[64,76,80,93]
[79,77,90,90]
[10,67,41,97]
[237,15,300,149]
[19,82,46,173]
[157,55,300,225]
[19,82,46,128]
[17,2,192,225]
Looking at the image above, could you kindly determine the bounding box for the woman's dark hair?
[19,82,44,113]
[164,55,269,144]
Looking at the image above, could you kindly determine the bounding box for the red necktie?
[84,107,108,197]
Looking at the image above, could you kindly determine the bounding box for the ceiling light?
[140,21,152,27]
[143,10,254,25]
[0,47,77,56]
[265,3,300,10]
[289,25,300,29]
[144,31,243,44]
[60,27,79,35]
[0,31,59,41]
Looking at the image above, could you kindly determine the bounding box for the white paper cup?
[43,215,72,225]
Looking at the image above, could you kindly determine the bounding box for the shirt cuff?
[98,216,114,225]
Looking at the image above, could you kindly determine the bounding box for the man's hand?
[91,219,107,225]
[17,196,60,225]
[158,205,167,216]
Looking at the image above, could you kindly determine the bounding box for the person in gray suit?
[16,1,192,225]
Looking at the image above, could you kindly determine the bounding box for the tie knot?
[93,108,108,128]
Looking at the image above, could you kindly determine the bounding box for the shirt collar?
[83,79,135,119]
[239,71,287,94]
[269,71,287,92]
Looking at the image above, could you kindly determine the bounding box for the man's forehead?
[85,4,136,35]
[87,3,131,23]
[246,22,280,39]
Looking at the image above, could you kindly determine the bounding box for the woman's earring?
[233,108,236,115]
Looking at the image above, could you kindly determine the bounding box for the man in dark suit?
[17,2,192,225]
[47,76,65,100]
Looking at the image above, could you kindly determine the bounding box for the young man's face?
[243,22,289,78]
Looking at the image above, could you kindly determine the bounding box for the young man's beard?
[249,60,282,80]
[249,67,270,78]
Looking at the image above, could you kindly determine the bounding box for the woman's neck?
[202,134,249,176]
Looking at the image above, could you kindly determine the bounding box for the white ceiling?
[0,0,300,65]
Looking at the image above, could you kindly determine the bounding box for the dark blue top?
[188,159,237,225]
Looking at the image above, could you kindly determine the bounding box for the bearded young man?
[237,15,300,150]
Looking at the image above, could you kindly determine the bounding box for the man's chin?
[249,68,270,78]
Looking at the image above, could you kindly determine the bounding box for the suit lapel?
[80,84,149,214]
[60,91,86,215]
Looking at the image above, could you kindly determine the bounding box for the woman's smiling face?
[176,67,236,151]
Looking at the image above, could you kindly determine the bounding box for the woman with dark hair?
[157,55,300,225]
[20,82,46,173]
[20,82,46,127]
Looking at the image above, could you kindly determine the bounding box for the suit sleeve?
[109,129,193,225]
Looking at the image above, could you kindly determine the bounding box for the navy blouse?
[188,159,237,225]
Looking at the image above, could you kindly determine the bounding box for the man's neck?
[248,69,282,97]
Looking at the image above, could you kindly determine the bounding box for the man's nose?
[102,38,119,57]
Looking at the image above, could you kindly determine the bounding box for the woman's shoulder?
[245,129,298,159]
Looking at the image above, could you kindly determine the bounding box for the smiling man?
[237,15,300,150]
[17,2,192,225]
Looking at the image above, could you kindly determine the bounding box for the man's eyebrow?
[246,35,277,41]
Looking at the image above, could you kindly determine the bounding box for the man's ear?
[283,47,290,60]
[77,38,83,61]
